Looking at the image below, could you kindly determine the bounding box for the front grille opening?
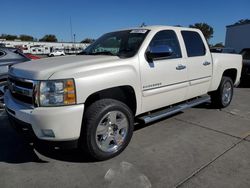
[9,77,33,89]
[12,93,33,104]
[8,77,34,105]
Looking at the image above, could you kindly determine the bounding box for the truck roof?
[117,25,200,32]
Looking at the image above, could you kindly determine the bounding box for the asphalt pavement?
[0,87,249,188]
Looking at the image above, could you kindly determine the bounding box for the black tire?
[80,99,134,161]
[210,76,234,108]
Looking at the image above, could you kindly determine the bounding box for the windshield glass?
[79,29,149,58]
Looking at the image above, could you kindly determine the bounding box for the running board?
[137,95,211,124]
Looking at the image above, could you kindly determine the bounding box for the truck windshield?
[79,29,149,58]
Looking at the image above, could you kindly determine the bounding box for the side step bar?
[137,95,211,124]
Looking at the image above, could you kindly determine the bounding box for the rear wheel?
[210,76,234,108]
[81,99,134,160]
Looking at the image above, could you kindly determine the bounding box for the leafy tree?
[19,34,34,41]
[0,34,18,40]
[39,34,58,42]
[189,23,214,41]
[81,38,95,44]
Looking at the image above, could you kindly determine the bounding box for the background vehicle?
[222,48,237,54]
[240,48,250,78]
[4,26,242,160]
[210,47,236,54]
[0,47,30,105]
[48,50,65,57]
[24,53,41,60]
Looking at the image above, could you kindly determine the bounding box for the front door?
[139,30,188,113]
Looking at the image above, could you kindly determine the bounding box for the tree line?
[0,33,95,43]
[0,19,248,45]
[0,34,59,42]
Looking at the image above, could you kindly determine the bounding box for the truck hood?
[9,55,120,80]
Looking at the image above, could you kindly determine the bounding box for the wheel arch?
[222,69,237,84]
[209,68,238,92]
[84,85,137,115]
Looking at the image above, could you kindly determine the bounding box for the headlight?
[39,79,76,106]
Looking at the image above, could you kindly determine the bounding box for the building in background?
[0,40,89,55]
[225,22,250,53]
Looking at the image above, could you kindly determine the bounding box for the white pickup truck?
[4,26,242,160]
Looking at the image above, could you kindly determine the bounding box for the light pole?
[70,17,73,43]
[73,34,76,53]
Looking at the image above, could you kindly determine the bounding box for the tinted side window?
[181,31,206,57]
[149,30,182,59]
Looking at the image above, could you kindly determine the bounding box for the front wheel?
[80,99,134,160]
[210,76,234,108]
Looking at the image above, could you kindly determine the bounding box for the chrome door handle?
[176,64,186,70]
[203,61,211,66]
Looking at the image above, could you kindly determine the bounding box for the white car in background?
[48,50,65,57]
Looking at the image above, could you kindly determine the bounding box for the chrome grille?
[8,76,38,106]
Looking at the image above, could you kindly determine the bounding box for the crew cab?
[4,26,242,160]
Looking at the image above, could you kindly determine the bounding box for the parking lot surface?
[0,87,249,188]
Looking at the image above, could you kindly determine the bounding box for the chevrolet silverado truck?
[4,26,242,160]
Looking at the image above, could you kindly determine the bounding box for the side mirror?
[146,45,173,61]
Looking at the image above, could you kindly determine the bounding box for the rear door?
[181,31,212,99]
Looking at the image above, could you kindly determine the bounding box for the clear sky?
[1,0,250,44]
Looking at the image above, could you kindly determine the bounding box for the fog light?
[42,129,55,137]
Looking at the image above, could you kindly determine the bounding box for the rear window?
[181,31,206,57]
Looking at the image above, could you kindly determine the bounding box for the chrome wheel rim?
[95,111,129,153]
[222,81,232,105]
